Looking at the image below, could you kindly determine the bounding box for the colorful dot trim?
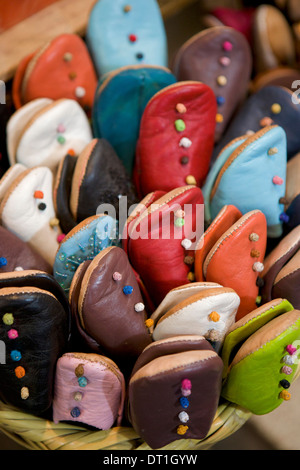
[7,329,18,340]
[280,390,291,401]
[78,376,88,387]
[282,366,293,375]
[15,366,25,379]
[134,303,145,312]
[10,350,22,362]
[175,119,186,132]
[178,411,189,423]
[260,117,274,127]
[129,34,137,42]
[57,135,66,145]
[185,175,196,185]
[177,379,192,436]
[271,103,281,114]
[174,217,185,228]
[145,318,154,328]
[179,396,189,409]
[217,75,227,86]
[209,311,220,322]
[219,56,231,67]
[176,103,187,114]
[75,364,84,377]
[177,424,189,435]
[286,344,297,355]
[123,285,133,295]
[283,354,295,365]
[70,406,81,418]
[181,379,192,391]
[74,391,83,401]
[21,387,29,400]
[222,41,233,51]
[113,272,122,281]
[0,257,7,267]
[2,313,14,325]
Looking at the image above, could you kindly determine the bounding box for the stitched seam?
[203,211,259,276]
[226,299,285,334]
[141,337,206,353]
[231,321,300,366]
[210,125,278,201]
[129,186,193,235]
[274,265,300,285]
[132,355,217,381]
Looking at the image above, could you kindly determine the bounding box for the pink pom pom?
[113,272,122,281]
[286,344,297,355]
[7,329,18,339]
[219,56,231,66]
[57,124,66,134]
[272,176,284,185]
[57,234,66,243]
[181,389,191,397]
[181,379,192,390]
[282,366,293,375]
[222,41,233,51]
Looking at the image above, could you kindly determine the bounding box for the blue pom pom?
[279,212,290,223]
[70,407,81,418]
[179,396,189,409]
[123,285,133,295]
[0,257,7,267]
[216,96,225,106]
[78,376,88,387]
[10,350,22,362]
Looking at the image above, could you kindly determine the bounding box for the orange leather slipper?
[201,210,267,320]
[12,34,98,115]
[194,205,242,282]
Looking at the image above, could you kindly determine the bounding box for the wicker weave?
[1,363,299,450]
[0,400,251,450]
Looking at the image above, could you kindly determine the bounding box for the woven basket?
[1,362,300,450]
[0,400,251,450]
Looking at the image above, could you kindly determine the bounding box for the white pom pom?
[134,302,145,312]
[283,354,295,365]
[252,262,264,273]
[181,239,192,250]
[179,137,192,148]
[75,86,86,98]
[178,411,189,423]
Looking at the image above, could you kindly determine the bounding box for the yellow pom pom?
[271,103,281,114]
[21,387,29,400]
[209,311,220,322]
[216,113,224,123]
[185,175,197,186]
[217,75,227,86]
[145,319,154,328]
[280,390,291,401]
[177,425,189,435]
[187,272,195,282]
[2,313,14,325]
[50,217,60,227]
